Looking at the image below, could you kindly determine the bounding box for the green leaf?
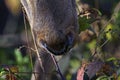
[106,57,117,62]
[14,49,23,64]
[92,8,102,16]
[96,75,109,80]
[78,17,90,31]
[87,39,96,49]
[118,75,120,80]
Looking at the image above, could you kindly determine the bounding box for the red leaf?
[77,64,86,80]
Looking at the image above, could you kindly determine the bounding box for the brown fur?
[21,0,79,55]
[20,0,79,79]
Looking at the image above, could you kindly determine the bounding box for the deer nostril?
[67,33,74,50]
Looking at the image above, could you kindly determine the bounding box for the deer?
[20,0,79,80]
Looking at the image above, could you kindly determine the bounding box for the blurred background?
[0,0,120,80]
[0,0,23,65]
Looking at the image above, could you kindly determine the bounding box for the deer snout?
[38,30,76,55]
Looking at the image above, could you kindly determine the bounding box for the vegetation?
[0,0,120,80]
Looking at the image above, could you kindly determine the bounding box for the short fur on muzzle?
[20,0,79,55]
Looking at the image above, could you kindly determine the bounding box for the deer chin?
[39,34,74,55]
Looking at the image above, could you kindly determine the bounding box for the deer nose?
[40,33,75,55]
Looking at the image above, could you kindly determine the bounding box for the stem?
[51,55,66,80]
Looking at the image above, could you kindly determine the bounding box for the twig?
[99,39,109,48]
[30,26,45,72]
[22,7,42,80]
[51,55,66,80]
[97,17,113,43]
[23,7,34,74]
[90,16,113,59]
[39,43,66,80]
[18,45,36,53]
